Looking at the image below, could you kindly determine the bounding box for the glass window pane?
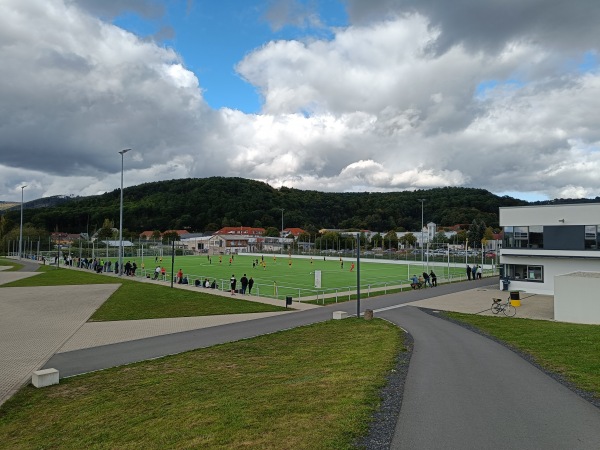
[527,266,543,281]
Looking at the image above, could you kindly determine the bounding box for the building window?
[584,225,599,249]
[502,225,544,248]
[505,264,543,282]
[529,226,543,248]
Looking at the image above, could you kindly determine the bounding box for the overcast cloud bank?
[1,0,599,202]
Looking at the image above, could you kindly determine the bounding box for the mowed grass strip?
[0,318,404,450]
[0,258,23,271]
[446,313,600,398]
[2,267,288,321]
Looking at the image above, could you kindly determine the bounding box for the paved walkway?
[0,279,120,406]
[407,287,554,320]
[381,306,600,449]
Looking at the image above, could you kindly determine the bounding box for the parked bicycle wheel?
[503,304,517,317]
[491,303,500,314]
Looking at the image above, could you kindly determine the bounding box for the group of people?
[230,273,254,295]
[411,271,438,289]
[194,278,217,289]
[61,256,143,276]
[153,265,167,280]
[466,264,482,280]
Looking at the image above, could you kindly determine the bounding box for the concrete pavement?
[407,286,554,320]
[0,281,120,406]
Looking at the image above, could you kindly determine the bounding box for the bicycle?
[491,297,517,317]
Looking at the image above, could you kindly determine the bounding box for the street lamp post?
[19,185,27,259]
[118,149,131,276]
[418,198,426,267]
[280,208,284,254]
[356,232,361,318]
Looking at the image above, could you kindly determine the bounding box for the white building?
[499,203,600,295]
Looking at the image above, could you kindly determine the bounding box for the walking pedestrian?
[423,271,431,287]
[430,270,437,287]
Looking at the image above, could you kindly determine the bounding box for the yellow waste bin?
[510,291,521,307]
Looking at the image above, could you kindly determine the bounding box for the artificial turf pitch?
[140,254,466,300]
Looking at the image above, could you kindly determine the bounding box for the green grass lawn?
[2,267,288,321]
[0,258,23,271]
[446,312,600,398]
[140,254,469,300]
[0,318,404,450]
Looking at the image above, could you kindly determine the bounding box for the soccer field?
[141,254,470,301]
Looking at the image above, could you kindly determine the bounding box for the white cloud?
[1,0,600,205]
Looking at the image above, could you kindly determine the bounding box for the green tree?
[162,231,180,242]
[399,232,416,248]
[95,218,116,241]
[455,230,468,245]
[263,227,280,237]
[468,220,488,249]
[433,231,449,244]
[383,230,399,250]
[371,233,383,248]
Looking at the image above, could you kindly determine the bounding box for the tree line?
[1,177,528,245]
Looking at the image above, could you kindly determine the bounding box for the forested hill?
[14,177,528,233]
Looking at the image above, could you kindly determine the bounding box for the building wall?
[500,203,600,295]
[500,203,600,226]
[501,255,600,295]
[554,272,600,324]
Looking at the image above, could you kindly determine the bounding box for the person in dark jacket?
[429,270,437,287]
[240,274,249,294]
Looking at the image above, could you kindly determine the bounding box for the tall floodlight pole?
[356,232,361,318]
[418,198,426,267]
[280,208,284,254]
[19,185,27,259]
[118,149,131,276]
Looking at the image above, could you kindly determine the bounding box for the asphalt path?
[381,306,600,449]
[44,278,492,377]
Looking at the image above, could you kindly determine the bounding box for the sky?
[1,0,600,203]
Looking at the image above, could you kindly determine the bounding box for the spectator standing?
[230,274,237,295]
[248,277,254,294]
[466,265,472,280]
[472,265,478,280]
[240,274,249,294]
[477,265,482,279]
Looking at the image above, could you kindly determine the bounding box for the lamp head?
[119,148,132,155]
